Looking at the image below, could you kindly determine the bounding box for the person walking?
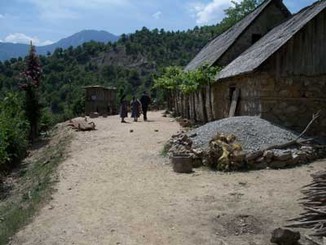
[130,96,142,122]
[140,91,151,121]
[119,94,128,123]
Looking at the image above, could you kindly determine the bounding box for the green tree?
[220,0,264,31]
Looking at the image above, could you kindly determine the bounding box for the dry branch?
[287,168,326,238]
[264,111,321,151]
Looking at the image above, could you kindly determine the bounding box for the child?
[119,94,128,123]
[130,96,142,122]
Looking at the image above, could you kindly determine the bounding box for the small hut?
[84,85,116,116]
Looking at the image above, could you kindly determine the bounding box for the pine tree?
[20,42,42,142]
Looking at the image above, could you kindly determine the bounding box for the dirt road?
[11,111,325,245]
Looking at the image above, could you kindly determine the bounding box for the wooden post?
[229,88,240,117]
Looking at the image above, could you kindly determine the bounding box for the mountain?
[0,30,119,61]
[0,42,31,62]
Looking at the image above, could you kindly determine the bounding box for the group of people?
[119,91,151,123]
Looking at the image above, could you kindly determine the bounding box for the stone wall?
[260,75,326,138]
[210,73,326,138]
[173,72,326,138]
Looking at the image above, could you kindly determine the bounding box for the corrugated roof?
[217,0,326,80]
[184,0,289,71]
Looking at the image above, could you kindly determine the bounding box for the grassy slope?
[0,124,73,244]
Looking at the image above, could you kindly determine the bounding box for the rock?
[256,156,265,163]
[192,148,203,156]
[286,153,301,166]
[180,134,191,143]
[270,228,300,245]
[254,162,268,170]
[245,150,263,161]
[300,146,313,154]
[273,150,292,161]
[263,150,274,162]
[269,161,287,169]
[129,129,134,133]
[154,129,159,132]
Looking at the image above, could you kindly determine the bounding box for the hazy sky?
[0,0,317,46]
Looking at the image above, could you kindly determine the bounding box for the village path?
[11,111,325,245]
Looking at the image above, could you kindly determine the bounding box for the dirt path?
[11,111,325,245]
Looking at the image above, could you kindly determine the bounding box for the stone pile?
[166,117,325,171]
[166,132,193,156]
[245,145,322,170]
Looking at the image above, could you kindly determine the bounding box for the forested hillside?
[0,0,262,123]
[0,0,265,183]
[0,25,222,121]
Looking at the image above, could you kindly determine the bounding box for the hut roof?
[83,85,116,90]
[184,0,290,71]
[217,0,326,80]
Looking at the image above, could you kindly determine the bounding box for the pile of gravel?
[188,116,299,152]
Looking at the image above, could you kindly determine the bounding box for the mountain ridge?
[0,30,119,61]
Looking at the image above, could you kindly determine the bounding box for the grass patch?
[0,125,72,244]
[160,141,172,157]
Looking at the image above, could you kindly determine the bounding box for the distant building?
[84,85,116,116]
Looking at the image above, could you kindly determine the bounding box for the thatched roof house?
[218,0,326,79]
[209,0,326,137]
[185,0,291,71]
[178,0,325,138]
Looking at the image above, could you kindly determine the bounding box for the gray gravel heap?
[188,116,299,152]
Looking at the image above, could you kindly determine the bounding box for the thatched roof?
[184,0,290,71]
[217,1,326,80]
[83,85,116,90]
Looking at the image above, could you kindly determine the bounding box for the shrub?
[0,93,29,172]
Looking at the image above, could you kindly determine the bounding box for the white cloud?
[4,33,54,46]
[189,0,241,25]
[152,11,162,20]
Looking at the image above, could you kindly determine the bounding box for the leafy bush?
[0,93,29,172]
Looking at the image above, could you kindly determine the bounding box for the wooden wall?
[217,1,290,66]
[85,87,116,115]
[263,9,326,77]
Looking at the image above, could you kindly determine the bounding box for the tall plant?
[20,42,43,142]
